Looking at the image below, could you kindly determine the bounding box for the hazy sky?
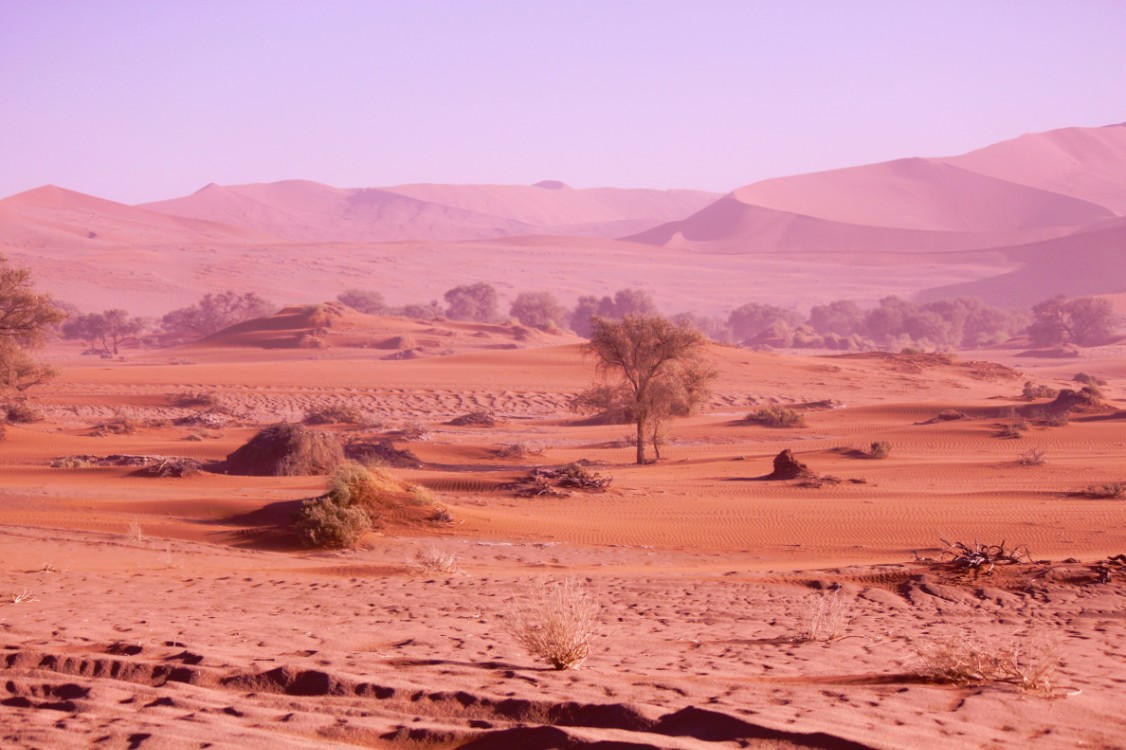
[3,1,1125,204]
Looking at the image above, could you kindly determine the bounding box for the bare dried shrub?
[1019,447,1046,466]
[794,590,850,642]
[412,547,460,575]
[303,403,364,425]
[504,578,601,670]
[745,406,806,428]
[914,632,1060,695]
[867,440,892,459]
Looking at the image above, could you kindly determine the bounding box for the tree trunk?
[635,411,646,464]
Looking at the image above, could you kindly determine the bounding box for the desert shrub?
[495,442,545,458]
[867,440,892,459]
[337,288,385,315]
[1018,447,1046,466]
[914,632,1059,695]
[411,547,460,575]
[1021,381,1057,399]
[326,460,399,507]
[398,421,429,440]
[1082,481,1124,499]
[0,424,6,441]
[569,383,634,424]
[997,422,1026,439]
[292,496,372,549]
[303,403,364,425]
[90,414,137,436]
[504,578,601,670]
[138,457,202,477]
[4,401,43,423]
[745,406,806,428]
[794,590,850,642]
[449,410,496,427]
[509,291,566,330]
[223,423,344,476]
[443,282,498,322]
[406,484,437,506]
[50,456,94,469]
[1073,372,1107,388]
[169,390,221,408]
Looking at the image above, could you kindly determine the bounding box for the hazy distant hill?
[139,180,720,242]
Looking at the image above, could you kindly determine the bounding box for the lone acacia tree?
[0,255,67,393]
[586,314,713,464]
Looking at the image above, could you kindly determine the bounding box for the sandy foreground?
[2,337,1125,749]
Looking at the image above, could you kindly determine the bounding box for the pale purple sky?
[3,1,1125,204]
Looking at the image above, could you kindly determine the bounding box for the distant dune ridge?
[1,122,1124,314]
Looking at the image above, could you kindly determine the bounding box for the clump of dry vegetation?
[292,461,451,548]
[1079,481,1124,499]
[168,390,222,408]
[292,496,372,549]
[1018,447,1046,466]
[506,463,611,497]
[494,442,545,459]
[224,423,344,476]
[137,457,202,477]
[866,440,892,459]
[504,578,601,670]
[397,421,429,440]
[303,403,364,425]
[411,547,460,575]
[914,632,1060,695]
[4,401,43,423]
[935,538,1031,575]
[90,413,137,436]
[794,590,850,642]
[1021,381,1057,399]
[449,410,497,427]
[744,405,806,428]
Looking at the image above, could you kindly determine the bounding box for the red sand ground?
[2,327,1125,749]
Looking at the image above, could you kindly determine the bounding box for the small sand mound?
[1043,387,1113,416]
[223,423,344,476]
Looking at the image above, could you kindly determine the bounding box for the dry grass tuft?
[1019,447,1047,466]
[1081,481,1124,499]
[914,632,1061,695]
[794,590,850,642]
[745,405,806,428]
[412,547,460,575]
[866,440,892,459]
[504,577,601,670]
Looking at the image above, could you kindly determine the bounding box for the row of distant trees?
[55,283,1120,356]
[339,283,1119,350]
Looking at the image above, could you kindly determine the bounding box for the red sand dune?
[945,121,1126,213]
[918,218,1126,306]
